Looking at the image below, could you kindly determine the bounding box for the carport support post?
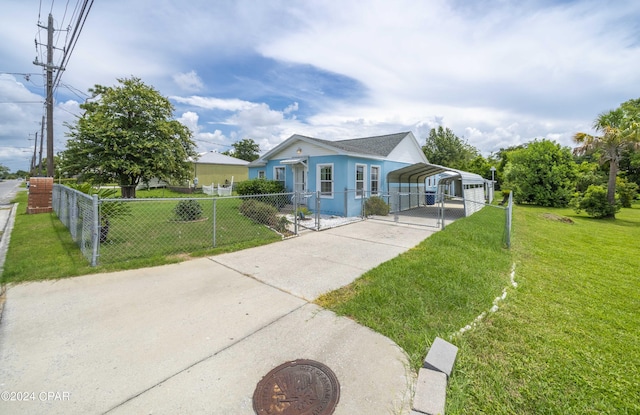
[212,198,217,247]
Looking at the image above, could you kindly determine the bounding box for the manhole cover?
[253,359,340,415]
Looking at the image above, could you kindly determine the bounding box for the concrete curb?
[412,336,459,415]
[413,264,518,414]
[0,202,18,324]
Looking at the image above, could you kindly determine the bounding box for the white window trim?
[370,165,381,196]
[355,163,367,199]
[258,170,265,179]
[317,163,334,199]
[274,166,286,187]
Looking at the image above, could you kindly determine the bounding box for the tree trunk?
[607,160,618,206]
[121,185,136,198]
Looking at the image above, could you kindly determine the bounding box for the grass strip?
[318,203,639,413]
[446,205,640,414]
[316,205,513,370]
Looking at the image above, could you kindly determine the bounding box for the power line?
[52,0,95,93]
[0,101,44,104]
[59,82,89,100]
[32,1,94,177]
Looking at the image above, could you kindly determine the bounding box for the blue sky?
[1,0,639,173]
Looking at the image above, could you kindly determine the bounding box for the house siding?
[249,155,417,217]
[247,132,425,217]
[193,163,248,187]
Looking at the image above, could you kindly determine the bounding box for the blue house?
[248,132,428,216]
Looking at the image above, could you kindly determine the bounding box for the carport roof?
[387,162,486,186]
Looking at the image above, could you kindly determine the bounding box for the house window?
[355,164,366,198]
[258,170,265,179]
[318,163,333,198]
[370,166,380,196]
[274,166,285,187]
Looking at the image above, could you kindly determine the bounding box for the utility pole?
[30,132,38,174]
[38,119,45,176]
[34,13,63,177]
[39,115,45,175]
[45,13,54,177]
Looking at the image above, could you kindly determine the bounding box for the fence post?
[91,194,99,267]
[344,188,348,218]
[506,192,513,248]
[212,198,217,247]
[316,191,321,230]
[439,192,446,230]
[394,192,400,222]
[70,190,76,241]
[294,192,298,235]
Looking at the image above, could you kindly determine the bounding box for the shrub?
[239,199,279,227]
[616,177,639,208]
[571,185,620,218]
[236,178,287,208]
[503,139,578,207]
[364,196,390,216]
[298,206,313,217]
[236,178,285,196]
[173,199,204,221]
[276,216,290,233]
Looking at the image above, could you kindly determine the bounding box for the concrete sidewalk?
[0,220,436,415]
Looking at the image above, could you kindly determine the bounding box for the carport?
[384,163,487,226]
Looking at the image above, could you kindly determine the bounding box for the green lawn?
[319,203,639,414]
[1,190,282,282]
[99,196,280,264]
[446,205,640,414]
[317,205,513,370]
[4,187,638,413]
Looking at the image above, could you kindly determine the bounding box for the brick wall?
[27,177,53,214]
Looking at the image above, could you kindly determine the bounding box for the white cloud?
[255,0,640,151]
[172,96,259,111]
[172,71,204,92]
[176,111,199,131]
[2,0,640,171]
[228,103,285,126]
[284,102,299,115]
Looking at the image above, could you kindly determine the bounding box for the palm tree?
[573,100,640,211]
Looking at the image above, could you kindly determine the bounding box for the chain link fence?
[368,191,513,247]
[52,185,512,266]
[52,185,99,266]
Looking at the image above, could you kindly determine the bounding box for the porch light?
[296,147,302,154]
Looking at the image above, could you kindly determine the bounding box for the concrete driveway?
[0,220,436,415]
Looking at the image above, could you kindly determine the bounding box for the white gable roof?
[249,132,426,166]
[196,151,249,165]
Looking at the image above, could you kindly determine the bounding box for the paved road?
[0,180,23,276]
[0,180,23,205]
[0,220,437,415]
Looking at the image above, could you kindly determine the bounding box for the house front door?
[293,164,307,193]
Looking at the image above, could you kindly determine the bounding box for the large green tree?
[503,139,578,207]
[422,126,479,170]
[0,164,9,179]
[62,77,197,198]
[573,98,640,210]
[223,138,260,162]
